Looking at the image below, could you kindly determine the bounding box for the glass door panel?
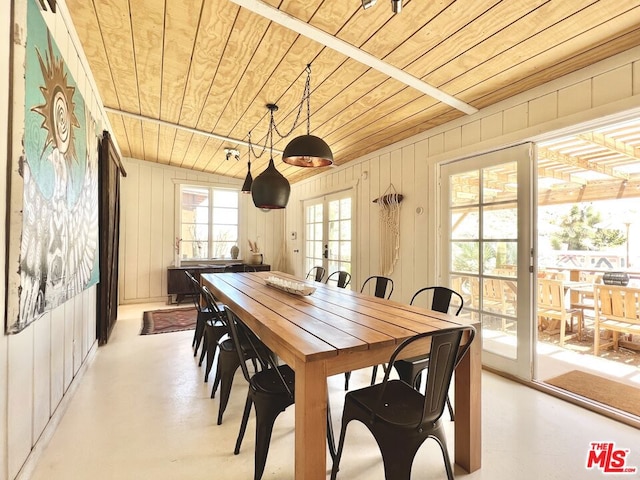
[304,201,324,275]
[327,196,352,279]
[442,144,533,379]
[304,192,353,286]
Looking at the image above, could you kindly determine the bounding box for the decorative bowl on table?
[265,276,316,296]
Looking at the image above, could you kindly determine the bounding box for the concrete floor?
[27,302,640,480]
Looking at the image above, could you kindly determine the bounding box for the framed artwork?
[6,0,99,333]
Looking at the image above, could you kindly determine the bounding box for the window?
[180,185,238,260]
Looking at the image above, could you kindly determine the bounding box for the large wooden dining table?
[202,271,482,479]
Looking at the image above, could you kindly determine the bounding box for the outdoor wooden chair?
[593,285,640,356]
[537,278,584,346]
[470,278,514,331]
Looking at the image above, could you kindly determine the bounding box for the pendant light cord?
[272,64,312,139]
[246,64,313,157]
[247,132,252,171]
[306,64,311,135]
[270,108,275,157]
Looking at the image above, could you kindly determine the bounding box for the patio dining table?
[201,271,482,479]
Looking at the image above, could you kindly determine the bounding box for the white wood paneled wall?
[1,0,112,478]
[287,46,640,306]
[119,158,285,304]
[286,143,430,306]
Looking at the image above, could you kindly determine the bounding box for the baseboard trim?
[120,296,168,305]
[14,341,99,480]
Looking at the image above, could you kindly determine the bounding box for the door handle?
[323,244,329,259]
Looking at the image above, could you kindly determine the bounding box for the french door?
[440,144,534,379]
[303,191,353,286]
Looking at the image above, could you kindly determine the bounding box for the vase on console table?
[174,254,181,267]
[246,253,263,265]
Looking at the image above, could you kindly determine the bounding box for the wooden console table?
[167,264,271,303]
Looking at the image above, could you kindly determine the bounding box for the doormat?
[546,370,640,417]
[141,307,198,335]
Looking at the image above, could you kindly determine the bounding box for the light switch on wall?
[290,231,297,240]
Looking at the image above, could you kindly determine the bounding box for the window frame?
[176,181,240,261]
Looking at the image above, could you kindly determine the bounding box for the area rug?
[546,370,640,417]
[141,307,198,335]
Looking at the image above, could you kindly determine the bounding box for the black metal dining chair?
[330,325,476,480]
[343,275,395,391]
[392,286,464,420]
[306,266,326,282]
[360,275,394,300]
[368,286,463,420]
[410,286,464,317]
[200,285,260,425]
[225,309,336,480]
[326,270,351,288]
[185,271,225,368]
[184,273,229,383]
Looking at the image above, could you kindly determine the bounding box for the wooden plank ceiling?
[66,0,640,184]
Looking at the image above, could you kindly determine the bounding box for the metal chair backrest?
[199,284,228,323]
[326,270,352,289]
[185,271,207,313]
[379,325,475,427]
[410,286,464,316]
[306,266,326,282]
[360,275,394,299]
[224,309,293,398]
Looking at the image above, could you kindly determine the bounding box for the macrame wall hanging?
[373,184,404,276]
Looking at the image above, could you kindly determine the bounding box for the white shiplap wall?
[286,47,640,306]
[0,0,119,478]
[119,158,285,304]
[286,142,430,305]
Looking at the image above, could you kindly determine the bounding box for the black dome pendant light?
[251,104,290,210]
[282,64,333,168]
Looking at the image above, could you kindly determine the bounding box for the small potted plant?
[246,240,263,265]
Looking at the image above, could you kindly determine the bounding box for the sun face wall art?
[6,0,100,333]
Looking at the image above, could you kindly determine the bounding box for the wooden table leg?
[294,359,328,480]
[454,327,482,472]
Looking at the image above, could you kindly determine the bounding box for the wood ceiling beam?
[229,0,478,115]
[103,107,284,155]
[538,147,630,180]
[537,179,640,206]
[537,166,587,185]
[578,132,640,161]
